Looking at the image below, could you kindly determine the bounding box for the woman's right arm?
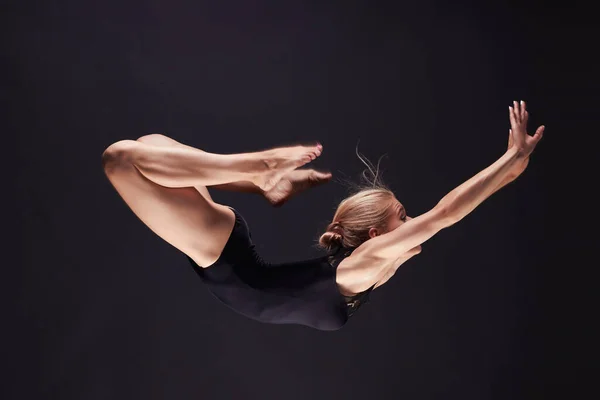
[358,101,545,260]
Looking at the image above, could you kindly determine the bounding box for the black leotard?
[186,208,375,331]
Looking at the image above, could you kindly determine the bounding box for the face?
[382,199,422,254]
[385,199,411,233]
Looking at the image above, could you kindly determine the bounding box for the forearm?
[438,148,525,222]
[490,155,529,196]
[490,172,517,196]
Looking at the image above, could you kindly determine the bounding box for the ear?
[368,227,379,239]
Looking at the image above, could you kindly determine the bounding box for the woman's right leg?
[136,133,333,208]
[103,139,320,191]
[102,137,322,266]
[136,134,265,201]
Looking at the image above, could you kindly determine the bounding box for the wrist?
[510,155,529,180]
[505,146,527,160]
[506,146,529,162]
[517,155,530,173]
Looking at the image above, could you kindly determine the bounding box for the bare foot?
[264,169,332,207]
[252,143,323,191]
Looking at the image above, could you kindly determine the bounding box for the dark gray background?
[5,0,595,399]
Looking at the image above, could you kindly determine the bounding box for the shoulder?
[335,250,392,296]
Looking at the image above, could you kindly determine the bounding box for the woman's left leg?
[102,136,322,266]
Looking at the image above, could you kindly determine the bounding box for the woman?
[102,100,544,331]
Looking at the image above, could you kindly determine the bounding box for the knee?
[136,133,169,145]
[101,140,137,173]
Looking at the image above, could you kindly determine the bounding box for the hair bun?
[318,231,344,250]
[319,221,345,251]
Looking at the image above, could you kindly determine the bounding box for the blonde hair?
[318,146,396,252]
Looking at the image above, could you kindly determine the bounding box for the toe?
[310,170,332,183]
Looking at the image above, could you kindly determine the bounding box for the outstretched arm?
[358,100,544,259]
[436,145,525,222]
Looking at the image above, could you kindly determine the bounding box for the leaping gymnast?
[102,100,544,331]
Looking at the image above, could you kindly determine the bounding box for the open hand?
[509,100,545,158]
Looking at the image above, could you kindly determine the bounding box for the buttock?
[203,207,255,270]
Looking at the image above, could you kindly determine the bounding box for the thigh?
[136,134,214,202]
[104,158,235,267]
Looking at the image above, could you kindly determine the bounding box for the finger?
[513,101,521,123]
[520,100,527,121]
[533,125,545,141]
[509,105,517,127]
[524,110,529,125]
[508,129,513,147]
